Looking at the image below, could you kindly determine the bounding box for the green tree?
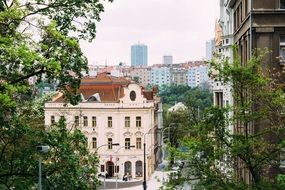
[133,76,140,83]
[0,0,112,189]
[159,84,212,107]
[159,84,191,105]
[0,94,100,189]
[168,48,285,189]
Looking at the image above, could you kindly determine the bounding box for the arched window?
[124,161,132,176]
[135,160,142,177]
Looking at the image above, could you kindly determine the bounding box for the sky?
[80,0,220,66]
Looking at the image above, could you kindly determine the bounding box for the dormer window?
[87,93,101,102]
[130,91,136,101]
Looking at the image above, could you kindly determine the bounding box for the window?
[280,36,285,62]
[101,165,105,172]
[108,138,113,149]
[83,116,88,127]
[136,138,142,149]
[124,161,132,176]
[108,117,112,127]
[60,116,65,121]
[51,116,55,124]
[125,116,130,128]
[92,137,97,149]
[74,116,79,126]
[135,161,143,177]
[281,0,285,9]
[125,138,131,149]
[214,92,223,108]
[92,116,96,127]
[136,116,141,127]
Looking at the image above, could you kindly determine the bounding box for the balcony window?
[136,138,142,149]
[60,116,65,121]
[108,116,112,127]
[92,137,97,149]
[136,116,141,128]
[74,116,79,127]
[108,138,113,149]
[83,116,88,127]
[125,138,131,149]
[51,115,55,124]
[125,116,130,128]
[92,116,96,127]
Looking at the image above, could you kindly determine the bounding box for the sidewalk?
[98,177,142,189]
[101,170,166,190]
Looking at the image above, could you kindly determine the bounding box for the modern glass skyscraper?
[131,43,148,67]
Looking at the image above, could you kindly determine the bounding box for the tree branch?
[9,68,45,85]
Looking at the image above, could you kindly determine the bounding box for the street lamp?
[36,145,50,190]
[143,127,156,190]
[95,143,120,153]
[161,123,177,159]
[167,123,177,145]
[114,145,135,190]
[95,143,120,189]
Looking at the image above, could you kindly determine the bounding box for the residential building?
[44,72,163,180]
[131,43,148,67]
[129,67,151,87]
[212,0,235,179]
[84,61,212,88]
[213,0,234,113]
[187,64,210,88]
[170,67,188,85]
[150,66,171,86]
[163,55,173,65]
[215,0,285,185]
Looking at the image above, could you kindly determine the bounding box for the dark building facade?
[228,0,285,184]
[230,0,285,69]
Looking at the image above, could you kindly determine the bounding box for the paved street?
[99,170,167,190]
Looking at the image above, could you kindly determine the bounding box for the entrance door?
[106,161,114,177]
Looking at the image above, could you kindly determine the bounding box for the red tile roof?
[53,72,156,102]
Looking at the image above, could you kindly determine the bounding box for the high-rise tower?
[131,43,148,67]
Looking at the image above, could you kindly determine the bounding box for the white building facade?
[44,73,162,180]
[213,0,234,113]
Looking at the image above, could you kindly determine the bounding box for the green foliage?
[43,119,99,190]
[159,84,191,105]
[159,84,212,109]
[133,76,140,83]
[161,85,213,146]
[0,0,112,189]
[0,0,113,105]
[0,95,100,189]
[166,48,285,189]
